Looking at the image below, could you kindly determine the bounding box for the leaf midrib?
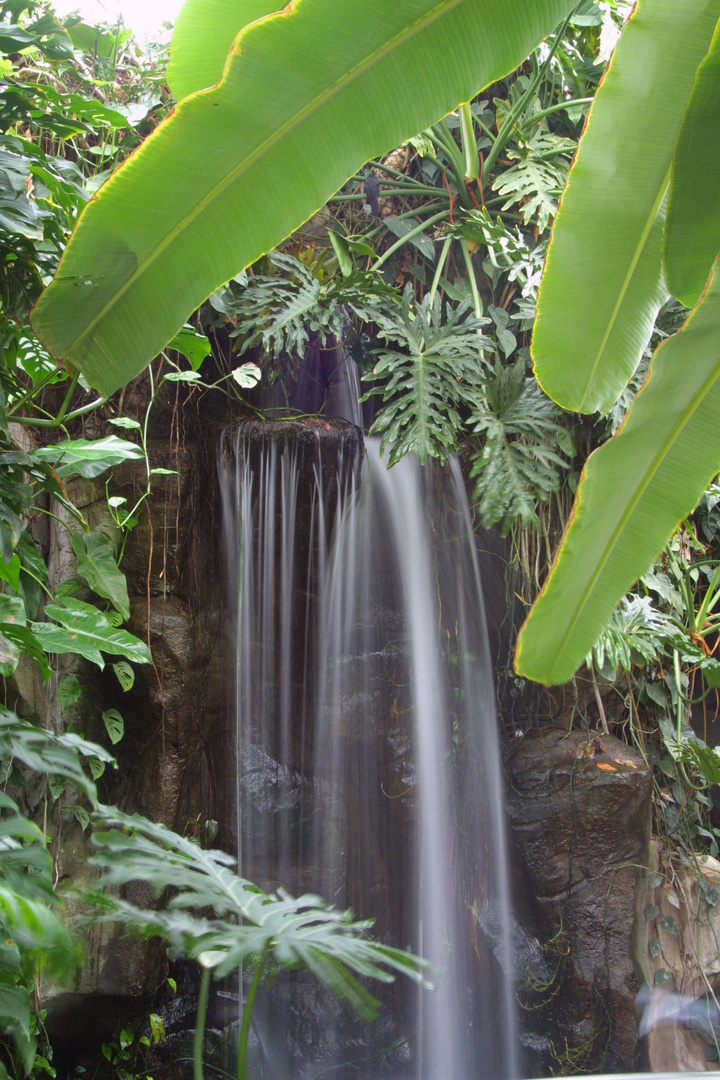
[577,169,670,413]
[546,312,720,682]
[67,0,470,361]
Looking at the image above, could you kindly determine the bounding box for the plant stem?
[11,393,106,427]
[428,123,470,206]
[429,236,453,306]
[460,103,479,180]
[7,368,61,417]
[520,97,593,128]
[460,239,483,322]
[194,965,211,1080]
[238,951,267,1080]
[370,210,448,272]
[482,12,573,182]
[329,184,446,202]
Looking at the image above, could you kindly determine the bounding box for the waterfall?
[219,420,518,1079]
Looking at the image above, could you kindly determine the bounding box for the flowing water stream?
[219,420,518,1079]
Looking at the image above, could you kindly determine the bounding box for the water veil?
[219,420,518,1079]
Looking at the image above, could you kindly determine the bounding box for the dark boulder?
[506,725,652,1073]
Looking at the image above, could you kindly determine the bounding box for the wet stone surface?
[506,726,652,1074]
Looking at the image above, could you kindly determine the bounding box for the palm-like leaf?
[87,807,426,1021]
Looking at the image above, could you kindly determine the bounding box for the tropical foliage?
[86,808,426,1080]
[12,0,720,1072]
[516,0,720,684]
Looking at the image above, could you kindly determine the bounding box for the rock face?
[506,726,653,1073]
[14,396,663,1072]
[27,401,234,1054]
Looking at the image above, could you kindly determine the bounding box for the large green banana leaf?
[531,0,720,416]
[167,0,280,101]
[664,19,720,309]
[31,0,576,396]
[515,256,720,686]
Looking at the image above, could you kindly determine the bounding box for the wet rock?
[506,726,652,1072]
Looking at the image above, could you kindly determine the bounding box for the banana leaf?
[531,0,720,415]
[31,0,576,395]
[664,18,720,308]
[167,0,281,101]
[516,256,720,685]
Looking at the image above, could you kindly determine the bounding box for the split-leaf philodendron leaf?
[31,0,576,396]
[516,256,720,686]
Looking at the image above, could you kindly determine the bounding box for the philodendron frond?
[469,362,575,535]
[215,251,400,364]
[363,286,492,466]
[86,807,427,1017]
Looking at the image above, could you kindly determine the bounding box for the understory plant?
[84,808,427,1080]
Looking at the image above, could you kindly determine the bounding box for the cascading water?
[219,419,518,1079]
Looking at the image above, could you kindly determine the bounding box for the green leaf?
[112,661,134,692]
[532,0,720,414]
[166,326,211,371]
[16,532,47,622]
[658,916,678,935]
[0,708,112,805]
[231,363,261,389]
[0,595,25,678]
[364,288,490,466]
[34,437,143,479]
[0,555,20,592]
[0,623,50,681]
[516,257,720,685]
[163,371,201,383]
[70,531,130,621]
[654,968,673,986]
[57,675,82,710]
[664,19,720,307]
[645,904,659,921]
[383,216,435,261]
[167,0,281,101]
[74,806,90,831]
[31,0,577,395]
[148,1014,165,1045]
[88,757,106,781]
[328,230,353,277]
[107,417,141,431]
[32,597,152,670]
[48,774,65,801]
[101,709,124,746]
[86,805,428,1013]
[469,364,573,535]
[648,937,663,958]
